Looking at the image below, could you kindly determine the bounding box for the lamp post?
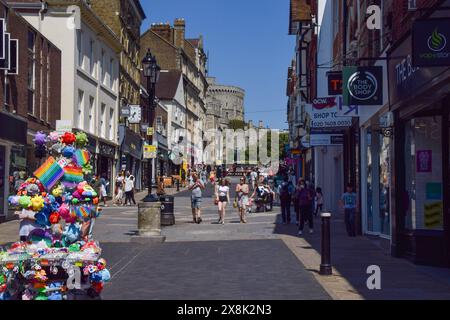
[142,49,160,202]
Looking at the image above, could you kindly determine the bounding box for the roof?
[155,71,182,100]
[186,38,200,47]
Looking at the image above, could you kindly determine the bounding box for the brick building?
[140,19,208,169]
[0,0,61,222]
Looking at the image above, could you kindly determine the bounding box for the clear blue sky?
[141,0,294,130]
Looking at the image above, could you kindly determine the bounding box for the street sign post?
[144,144,157,159]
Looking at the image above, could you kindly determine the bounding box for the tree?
[228,119,246,130]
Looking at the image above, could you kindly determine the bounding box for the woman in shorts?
[215,179,230,225]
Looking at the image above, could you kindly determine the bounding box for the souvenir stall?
[0,131,111,300]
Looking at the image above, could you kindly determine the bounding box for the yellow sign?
[144,145,157,159]
[424,202,443,229]
[147,127,154,136]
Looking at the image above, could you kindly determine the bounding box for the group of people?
[113,171,137,206]
[277,175,358,237]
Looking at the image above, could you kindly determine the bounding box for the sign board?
[343,66,383,105]
[56,120,73,134]
[412,18,450,67]
[8,39,18,75]
[335,96,360,117]
[120,105,131,118]
[144,144,157,159]
[0,33,10,70]
[0,19,5,60]
[310,134,344,146]
[147,127,154,136]
[307,96,360,118]
[301,135,310,148]
[327,71,343,95]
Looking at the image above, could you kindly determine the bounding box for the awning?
[0,112,27,145]
[120,126,143,159]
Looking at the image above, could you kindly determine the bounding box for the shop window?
[404,117,443,231]
[27,30,36,115]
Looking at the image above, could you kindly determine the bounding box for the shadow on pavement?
[271,213,450,300]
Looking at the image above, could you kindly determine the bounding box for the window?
[4,75,10,110]
[109,108,114,140]
[27,30,36,115]
[89,39,95,76]
[77,30,83,67]
[156,116,163,132]
[40,38,44,120]
[109,58,114,89]
[77,90,84,129]
[46,44,51,123]
[101,49,106,84]
[100,103,106,138]
[408,0,417,10]
[88,96,95,133]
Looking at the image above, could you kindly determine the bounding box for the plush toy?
[19,196,32,210]
[49,212,61,224]
[34,212,50,228]
[64,224,80,244]
[51,142,64,154]
[97,258,107,270]
[75,132,89,148]
[52,185,63,198]
[82,163,93,175]
[48,131,60,142]
[90,281,104,294]
[62,146,76,159]
[58,203,71,222]
[68,243,81,252]
[34,132,47,146]
[82,185,97,198]
[61,132,76,145]
[8,195,20,206]
[28,229,52,245]
[31,196,45,212]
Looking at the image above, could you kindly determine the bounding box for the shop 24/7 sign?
[343,66,383,106]
[412,18,450,67]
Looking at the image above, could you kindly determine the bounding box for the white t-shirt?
[217,186,229,197]
[250,172,258,181]
[125,176,135,192]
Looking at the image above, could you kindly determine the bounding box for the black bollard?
[177,179,180,192]
[320,212,332,276]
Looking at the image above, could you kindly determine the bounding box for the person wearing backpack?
[297,179,314,236]
[278,175,294,224]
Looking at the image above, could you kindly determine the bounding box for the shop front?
[388,31,450,267]
[0,112,27,222]
[119,126,143,191]
[97,141,117,197]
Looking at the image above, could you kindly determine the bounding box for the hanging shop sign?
[147,127,154,136]
[412,18,450,67]
[0,33,10,70]
[120,105,131,118]
[99,142,115,158]
[56,120,73,134]
[343,66,383,105]
[327,71,343,95]
[144,144,157,159]
[306,100,352,128]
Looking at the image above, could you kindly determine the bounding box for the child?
[340,183,358,237]
[315,187,323,217]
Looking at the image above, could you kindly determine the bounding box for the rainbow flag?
[74,150,90,167]
[76,205,90,221]
[33,157,64,190]
[63,165,84,183]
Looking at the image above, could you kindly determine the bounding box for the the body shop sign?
[343,66,383,105]
[413,18,450,67]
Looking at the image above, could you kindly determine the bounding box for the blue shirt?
[342,192,357,209]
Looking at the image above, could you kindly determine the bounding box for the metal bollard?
[320,212,332,276]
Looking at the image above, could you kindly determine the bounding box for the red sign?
[312,97,337,110]
[327,72,343,95]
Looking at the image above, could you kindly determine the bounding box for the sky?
[140,0,294,130]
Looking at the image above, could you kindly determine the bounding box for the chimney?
[174,18,185,49]
[259,121,264,129]
[248,120,253,128]
[150,23,172,43]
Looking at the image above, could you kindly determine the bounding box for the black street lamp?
[142,48,161,202]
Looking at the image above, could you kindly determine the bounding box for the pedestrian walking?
[189,173,205,224]
[100,174,109,207]
[114,172,124,206]
[250,168,258,190]
[340,183,358,237]
[235,177,250,223]
[215,178,230,224]
[124,172,136,206]
[297,179,315,236]
[157,176,166,196]
[315,187,324,217]
[279,176,294,224]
